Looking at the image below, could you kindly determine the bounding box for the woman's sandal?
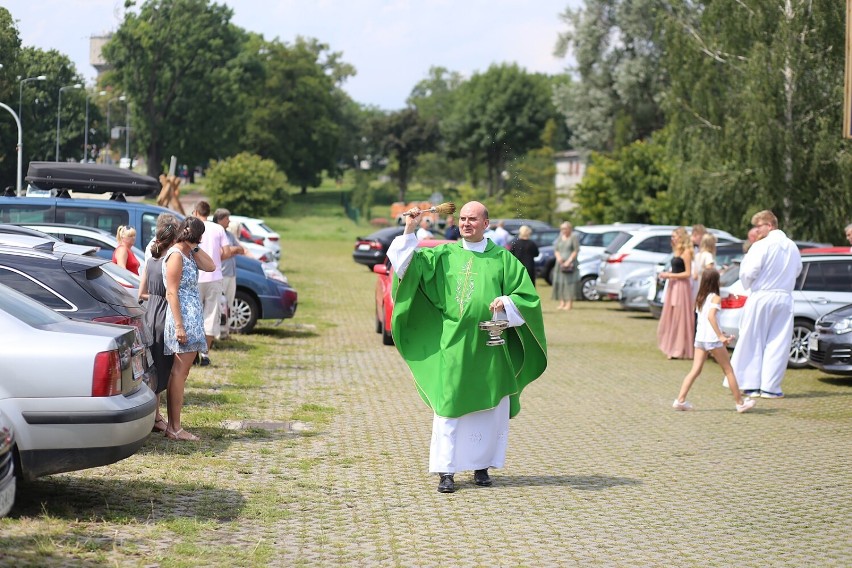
[164,428,200,441]
[152,417,168,433]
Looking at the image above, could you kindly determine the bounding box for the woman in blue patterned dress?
[163,217,214,440]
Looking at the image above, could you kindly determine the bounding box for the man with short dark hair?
[212,208,246,340]
[192,201,229,365]
[729,210,802,398]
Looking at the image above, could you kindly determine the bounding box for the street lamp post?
[18,75,47,129]
[106,95,125,164]
[84,90,107,163]
[0,103,23,195]
[55,83,82,161]
[125,102,131,165]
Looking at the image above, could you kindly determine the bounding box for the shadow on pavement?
[498,474,642,491]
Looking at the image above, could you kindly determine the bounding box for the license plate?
[808,334,819,352]
[0,477,15,517]
[358,244,371,251]
[132,352,144,379]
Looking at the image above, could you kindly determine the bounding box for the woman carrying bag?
[552,222,581,311]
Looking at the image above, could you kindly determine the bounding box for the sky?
[6,0,579,110]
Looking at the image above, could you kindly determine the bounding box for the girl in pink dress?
[657,227,694,359]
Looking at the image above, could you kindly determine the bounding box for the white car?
[718,252,852,368]
[596,226,740,299]
[231,215,281,260]
[0,283,156,480]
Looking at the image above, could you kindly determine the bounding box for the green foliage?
[204,153,289,217]
[442,64,556,196]
[243,36,354,194]
[572,134,677,225]
[491,147,558,224]
[662,0,851,242]
[103,0,249,177]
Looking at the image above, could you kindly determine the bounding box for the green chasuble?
[392,240,547,419]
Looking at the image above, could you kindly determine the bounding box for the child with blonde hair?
[673,267,756,413]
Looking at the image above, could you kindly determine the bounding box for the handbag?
[560,264,574,273]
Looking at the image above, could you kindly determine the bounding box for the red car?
[373,239,450,345]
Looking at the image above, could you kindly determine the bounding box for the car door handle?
[812,297,830,304]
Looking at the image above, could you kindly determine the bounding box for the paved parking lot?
[2,239,850,567]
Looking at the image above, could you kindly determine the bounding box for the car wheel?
[788,318,814,369]
[581,275,599,301]
[381,317,394,346]
[231,290,259,334]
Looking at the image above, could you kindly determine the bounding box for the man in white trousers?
[729,210,802,398]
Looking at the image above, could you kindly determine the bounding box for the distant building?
[89,34,112,77]
[554,150,585,212]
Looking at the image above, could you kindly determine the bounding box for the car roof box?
[25,162,159,197]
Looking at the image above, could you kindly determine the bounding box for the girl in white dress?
[672,268,756,413]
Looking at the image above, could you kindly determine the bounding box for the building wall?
[554,150,585,212]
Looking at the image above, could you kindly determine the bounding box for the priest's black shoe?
[437,474,455,493]
[474,468,492,487]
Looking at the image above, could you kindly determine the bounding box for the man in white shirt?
[192,201,232,365]
[492,220,510,247]
[415,218,433,241]
[729,210,802,398]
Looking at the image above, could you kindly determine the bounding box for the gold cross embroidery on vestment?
[455,257,476,317]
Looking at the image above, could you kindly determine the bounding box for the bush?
[205,153,289,217]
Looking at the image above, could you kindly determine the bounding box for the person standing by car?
[552,222,580,311]
[213,208,247,340]
[657,227,694,360]
[492,220,511,247]
[192,201,230,365]
[113,225,140,275]
[444,215,460,240]
[138,217,180,433]
[729,210,802,398]
[693,233,717,290]
[386,201,547,493]
[163,217,214,441]
[845,223,852,251]
[510,225,540,285]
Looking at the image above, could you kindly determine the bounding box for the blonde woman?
[657,227,694,359]
[112,225,140,275]
[551,222,581,310]
[693,233,717,290]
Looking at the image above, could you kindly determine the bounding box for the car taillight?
[92,350,121,396]
[258,253,270,263]
[94,316,144,346]
[721,294,748,309]
[283,288,298,305]
[607,253,629,263]
[268,236,279,242]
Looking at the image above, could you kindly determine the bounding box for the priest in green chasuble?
[387,201,547,494]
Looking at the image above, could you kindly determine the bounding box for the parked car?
[718,252,852,368]
[18,222,146,264]
[596,226,740,300]
[647,242,747,318]
[0,410,15,517]
[373,239,450,345]
[0,282,156,480]
[619,267,658,312]
[231,215,281,260]
[807,303,852,376]
[0,185,297,334]
[353,226,405,269]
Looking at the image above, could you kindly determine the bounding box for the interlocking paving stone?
[2,240,849,567]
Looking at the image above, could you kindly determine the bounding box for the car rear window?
[71,266,139,309]
[0,266,75,311]
[0,283,68,325]
[604,232,632,254]
[633,235,671,253]
[57,206,129,236]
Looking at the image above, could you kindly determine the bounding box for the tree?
[571,134,677,225]
[370,107,439,202]
[553,0,667,152]
[102,0,249,178]
[243,36,355,194]
[0,8,23,187]
[442,64,555,196]
[662,0,851,241]
[204,152,289,217]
